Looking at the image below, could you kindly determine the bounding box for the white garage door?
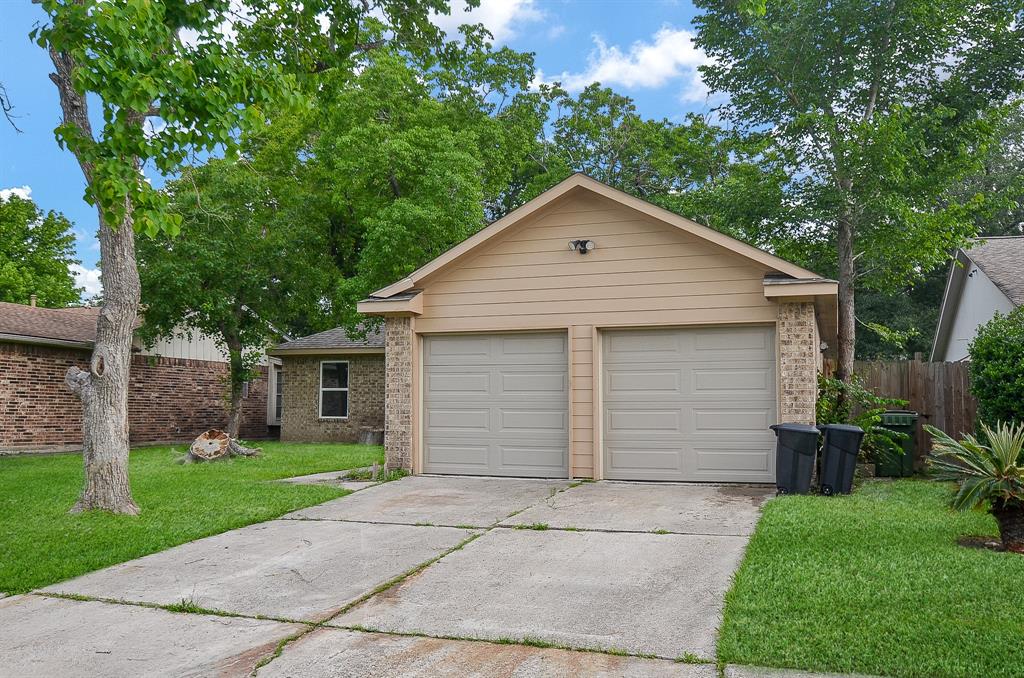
[602,326,777,482]
[422,332,569,478]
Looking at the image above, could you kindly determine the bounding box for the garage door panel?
[603,326,776,482]
[693,367,772,393]
[499,334,567,361]
[426,444,490,468]
[499,408,566,432]
[424,333,569,478]
[426,371,490,395]
[604,330,682,357]
[607,408,682,433]
[426,408,490,432]
[426,335,491,363]
[692,326,772,353]
[500,370,566,396]
[498,445,567,471]
[606,445,683,477]
[692,407,774,432]
[606,368,683,395]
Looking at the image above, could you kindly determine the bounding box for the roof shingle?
[965,237,1024,306]
[273,325,384,352]
[0,302,99,346]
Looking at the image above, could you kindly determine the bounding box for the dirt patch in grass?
[957,535,1007,552]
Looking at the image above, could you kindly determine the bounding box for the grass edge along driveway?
[719,479,1024,678]
[0,442,383,595]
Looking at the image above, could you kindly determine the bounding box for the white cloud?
[546,24,566,40]
[535,26,714,103]
[431,0,544,44]
[70,264,102,298]
[0,185,32,201]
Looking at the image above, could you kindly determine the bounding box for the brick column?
[384,316,414,471]
[778,301,818,424]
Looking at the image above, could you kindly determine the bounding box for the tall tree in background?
[137,160,336,439]
[509,84,793,252]
[695,0,1024,380]
[255,30,543,328]
[0,194,81,307]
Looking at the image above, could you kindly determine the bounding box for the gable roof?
[963,236,1024,306]
[366,173,825,301]
[930,237,1024,360]
[0,302,99,349]
[271,325,384,355]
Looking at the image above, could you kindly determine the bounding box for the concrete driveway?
[2,476,773,677]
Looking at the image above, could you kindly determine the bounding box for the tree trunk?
[224,335,245,439]
[49,45,140,514]
[835,205,856,382]
[992,500,1024,554]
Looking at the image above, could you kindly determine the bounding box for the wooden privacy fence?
[853,357,977,465]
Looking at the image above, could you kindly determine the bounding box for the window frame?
[273,364,284,425]
[318,360,350,419]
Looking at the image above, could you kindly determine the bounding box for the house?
[358,173,838,482]
[0,300,277,453]
[931,236,1024,362]
[268,327,385,443]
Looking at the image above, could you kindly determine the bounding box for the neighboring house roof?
[363,173,829,303]
[931,236,1024,360]
[0,302,100,349]
[270,326,385,355]
[962,236,1024,306]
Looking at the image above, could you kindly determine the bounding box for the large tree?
[694,0,1024,379]
[0,194,81,307]
[255,31,543,328]
[34,0,452,514]
[505,84,794,252]
[137,160,335,439]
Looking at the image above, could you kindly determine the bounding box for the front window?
[319,361,349,418]
[274,366,284,423]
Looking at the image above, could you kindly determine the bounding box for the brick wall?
[778,301,818,425]
[278,353,384,443]
[384,317,413,471]
[0,342,269,454]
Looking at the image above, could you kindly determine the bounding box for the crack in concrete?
[33,480,694,675]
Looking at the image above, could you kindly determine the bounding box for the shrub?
[926,421,1024,553]
[816,374,907,463]
[969,308,1024,425]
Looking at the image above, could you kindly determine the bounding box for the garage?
[422,332,569,477]
[602,326,777,482]
[359,174,837,480]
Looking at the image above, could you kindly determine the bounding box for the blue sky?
[1,0,716,298]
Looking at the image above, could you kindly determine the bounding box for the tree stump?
[182,429,260,463]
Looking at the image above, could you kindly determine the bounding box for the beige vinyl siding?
[415,197,775,336]
[570,325,594,478]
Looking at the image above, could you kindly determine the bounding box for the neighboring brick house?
[0,300,275,453]
[269,327,385,443]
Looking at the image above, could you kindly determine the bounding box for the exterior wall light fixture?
[568,239,596,255]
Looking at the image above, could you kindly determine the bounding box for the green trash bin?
[876,410,918,477]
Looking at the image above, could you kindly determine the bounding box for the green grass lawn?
[719,480,1024,678]
[0,441,383,595]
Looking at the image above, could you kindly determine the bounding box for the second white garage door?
[422,332,569,478]
[602,326,777,482]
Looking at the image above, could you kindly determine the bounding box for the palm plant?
[926,422,1024,553]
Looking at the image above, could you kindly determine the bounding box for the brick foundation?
[778,301,819,424]
[383,317,413,471]
[0,342,269,454]
[278,354,384,443]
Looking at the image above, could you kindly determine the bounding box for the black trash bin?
[770,423,820,495]
[818,424,865,495]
